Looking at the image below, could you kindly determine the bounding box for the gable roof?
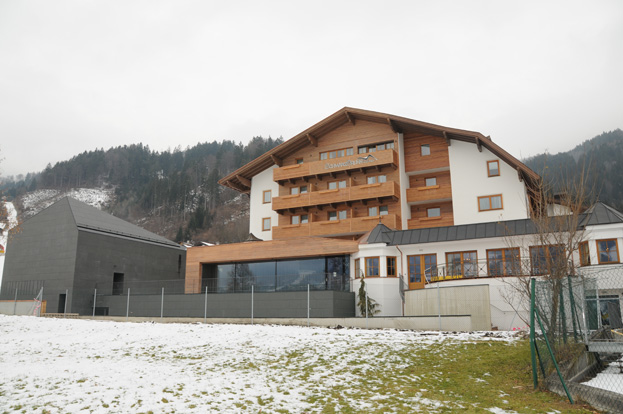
[219,107,540,193]
[64,197,182,249]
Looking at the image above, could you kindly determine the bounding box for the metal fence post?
[204,286,208,323]
[251,285,254,325]
[64,289,68,317]
[126,288,130,321]
[92,288,97,317]
[160,287,164,319]
[307,284,310,327]
[13,288,18,315]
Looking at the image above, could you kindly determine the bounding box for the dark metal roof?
[579,202,623,227]
[65,198,183,249]
[366,202,623,246]
[367,218,539,246]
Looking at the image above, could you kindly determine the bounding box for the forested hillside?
[1,137,282,244]
[524,129,623,211]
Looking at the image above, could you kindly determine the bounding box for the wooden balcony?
[272,214,400,239]
[273,149,398,183]
[406,184,452,205]
[272,181,400,212]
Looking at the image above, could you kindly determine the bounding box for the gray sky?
[0,0,621,178]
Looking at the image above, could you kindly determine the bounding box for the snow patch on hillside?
[0,201,18,289]
[20,187,114,218]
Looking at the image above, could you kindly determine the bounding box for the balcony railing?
[273,149,398,182]
[272,181,400,211]
[272,214,400,239]
[414,258,574,284]
[406,184,452,204]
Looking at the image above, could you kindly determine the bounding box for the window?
[530,245,564,275]
[427,207,441,218]
[263,190,271,204]
[478,195,503,211]
[597,239,619,264]
[262,218,271,231]
[354,258,361,278]
[487,248,521,276]
[290,185,308,195]
[296,158,304,164]
[386,256,397,277]
[579,241,590,266]
[365,257,380,277]
[425,177,437,187]
[320,148,353,160]
[367,175,387,184]
[358,141,395,153]
[408,254,437,284]
[291,214,309,225]
[328,180,347,190]
[329,210,347,220]
[487,160,500,177]
[446,251,478,278]
[368,205,388,216]
[421,144,430,156]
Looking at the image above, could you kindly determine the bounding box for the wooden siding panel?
[403,132,450,172]
[407,171,452,203]
[408,202,454,229]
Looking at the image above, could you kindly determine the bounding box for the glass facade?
[201,255,350,293]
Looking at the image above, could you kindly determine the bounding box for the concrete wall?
[0,199,78,314]
[72,230,186,315]
[405,284,491,331]
[95,290,356,318]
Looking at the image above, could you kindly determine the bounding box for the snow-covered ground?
[0,201,18,289]
[0,316,525,414]
[20,187,113,217]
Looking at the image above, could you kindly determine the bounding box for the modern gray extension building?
[0,197,186,315]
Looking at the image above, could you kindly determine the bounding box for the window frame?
[328,180,347,190]
[596,239,620,264]
[295,158,304,164]
[367,174,387,185]
[424,177,437,187]
[478,194,503,212]
[358,141,394,154]
[427,207,441,218]
[291,214,309,225]
[386,256,397,277]
[529,245,565,276]
[486,248,521,276]
[421,144,431,156]
[487,160,500,177]
[262,190,271,204]
[320,147,354,160]
[262,217,271,232]
[365,257,380,277]
[354,258,361,278]
[579,241,591,266]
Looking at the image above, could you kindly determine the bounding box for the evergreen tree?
[357,275,380,317]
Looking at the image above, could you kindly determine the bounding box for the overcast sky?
[0,0,621,178]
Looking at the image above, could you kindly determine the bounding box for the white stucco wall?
[448,140,529,225]
[248,166,280,240]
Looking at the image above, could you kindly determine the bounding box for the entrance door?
[407,254,437,290]
[58,293,66,313]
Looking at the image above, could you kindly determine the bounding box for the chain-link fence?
[530,271,622,412]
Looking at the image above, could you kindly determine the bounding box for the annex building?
[183,107,619,330]
[0,197,186,315]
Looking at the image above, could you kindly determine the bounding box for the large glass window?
[597,239,619,264]
[487,248,520,276]
[446,251,478,278]
[530,245,564,275]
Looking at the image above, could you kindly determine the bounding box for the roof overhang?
[219,107,541,194]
